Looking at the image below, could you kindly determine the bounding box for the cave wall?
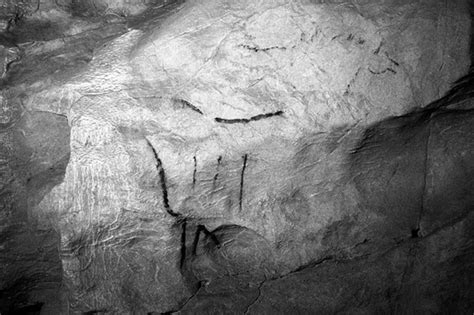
[0,0,473,313]
[0,108,70,313]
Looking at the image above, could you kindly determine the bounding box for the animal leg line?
[145,138,181,218]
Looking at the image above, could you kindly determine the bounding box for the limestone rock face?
[1,0,473,313]
[0,106,70,313]
[133,0,469,124]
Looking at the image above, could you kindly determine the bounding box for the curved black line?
[145,138,190,270]
[145,139,181,218]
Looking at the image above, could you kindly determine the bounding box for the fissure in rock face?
[0,0,473,313]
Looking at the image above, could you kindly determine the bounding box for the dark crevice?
[244,280,265,314]
[416,118,433,237]
[422,211,473,240]
[252,255,337,287]
[239,154,248,212]
[215,110,284,124]
[294,255,334,272]
[162,280,206,314]
[242,255,338,313]
[411,228,420,238]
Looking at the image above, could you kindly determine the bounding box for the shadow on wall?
[173,69,474,314]
[0,109,70,314]
[54,0,169,16]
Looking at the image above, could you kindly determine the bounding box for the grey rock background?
[0,0,473,313]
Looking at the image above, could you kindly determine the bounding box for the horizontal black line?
[215,110,284,124]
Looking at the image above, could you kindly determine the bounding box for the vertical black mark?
[239,154,248,212]
[145,139,180,217]
[192,225,221,255]
[192,225,201,256]
[201,225,220,248]
[193,155,197,189]
[145,138,187,270]
[212,155,222,190]
[180,219,187,268]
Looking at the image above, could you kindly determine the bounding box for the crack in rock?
[416,115,433,237]
[244,280,265,314]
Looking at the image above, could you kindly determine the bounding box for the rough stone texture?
[0,108,70,313]
[0,0,473,313]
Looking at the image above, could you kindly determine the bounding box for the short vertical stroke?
[239,154,248,212]
[145,138,188,270]
[192,155,197,189]
[180,218,187,268]
[212,155,222,190]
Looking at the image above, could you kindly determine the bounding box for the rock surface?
[0,0,473,313]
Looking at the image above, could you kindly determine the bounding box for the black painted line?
[239,154,248,212]
[180,219,187,269]
[214,110,284,124]
[145,139,181,218]
[212,155,222,189]
[193,155,197,188]
[176,98,203,115]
